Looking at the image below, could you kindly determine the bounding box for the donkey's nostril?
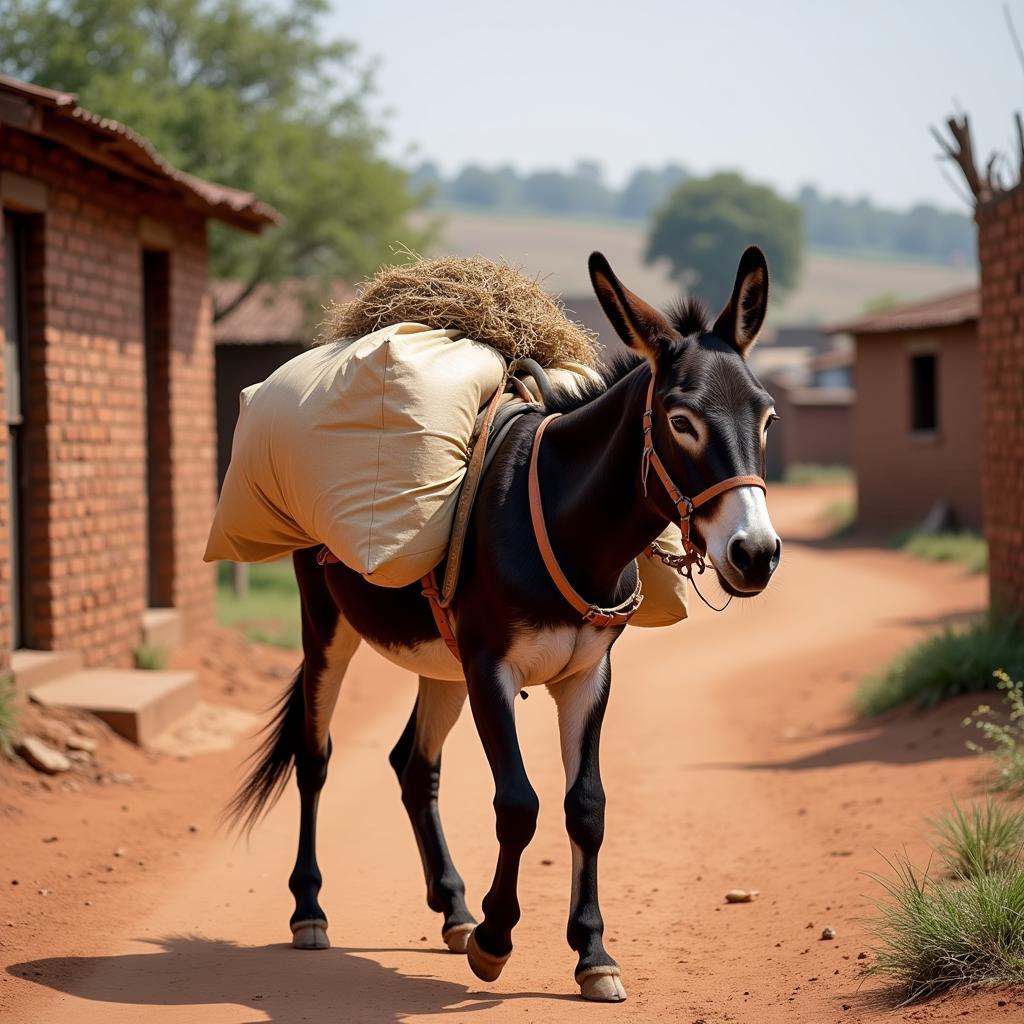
[770,537,782,573]
[728,535,754,574]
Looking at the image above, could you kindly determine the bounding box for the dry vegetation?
[323,252,600,366]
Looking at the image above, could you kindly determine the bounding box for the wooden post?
[231,562,250,599]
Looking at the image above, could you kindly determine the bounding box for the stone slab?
[29,669,199,746]
[10,649,84,692]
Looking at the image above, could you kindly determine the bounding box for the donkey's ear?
[713,246,769,358]
[589,251,673,364]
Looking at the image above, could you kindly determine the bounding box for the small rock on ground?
[725,889,759,903]
[821,926,836,940]
[16,736,71,775]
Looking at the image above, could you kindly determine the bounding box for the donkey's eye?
[670,415,698,439]
[765,413,780,434]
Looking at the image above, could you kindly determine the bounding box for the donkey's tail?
[224,667,305,835]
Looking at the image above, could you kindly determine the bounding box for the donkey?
[229,247,781,1002]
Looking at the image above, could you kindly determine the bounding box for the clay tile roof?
[0,73,280,232]
[213,279,355,344]
[827,286,979,336]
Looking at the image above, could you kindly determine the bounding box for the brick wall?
[0,215,6,676]
[0,126,217,667]
[977,187,1024,616]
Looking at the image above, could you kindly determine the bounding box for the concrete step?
[28,669,199,747]
[140,607,184,655]
[10,649,84,693]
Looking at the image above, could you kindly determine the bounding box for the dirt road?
[3,485,1017,1023]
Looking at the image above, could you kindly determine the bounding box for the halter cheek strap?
[640,376,766,566]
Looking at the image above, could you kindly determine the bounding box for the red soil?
[1,483,1019,1023]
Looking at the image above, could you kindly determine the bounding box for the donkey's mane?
[542,350,645,415]
[666,296,711,338]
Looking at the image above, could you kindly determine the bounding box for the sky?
[328,0,1024,213]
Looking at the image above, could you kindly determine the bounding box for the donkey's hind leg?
[289,551,360,950]
[389,677,476,952]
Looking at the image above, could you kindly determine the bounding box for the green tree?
[0,0,430,319]
[646,172,802,304]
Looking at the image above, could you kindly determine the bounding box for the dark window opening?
[910,353,938,433]
[4,212,32,648]
[142,249,175,609]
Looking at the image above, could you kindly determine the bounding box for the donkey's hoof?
[291,919,329,950]
[578,966,627,1002]
[442,922,476,954]
[466,928,511,982]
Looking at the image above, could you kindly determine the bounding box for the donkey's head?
[589,248,781,596]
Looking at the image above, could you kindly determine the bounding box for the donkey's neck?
[539,363,672,600]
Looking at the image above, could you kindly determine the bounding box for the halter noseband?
[528,373,767,627]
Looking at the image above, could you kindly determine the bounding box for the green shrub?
[868,855,1024,1002]
[855,620,1024,715]
[0,672,17,758]
[963,670,1024,793]
[896,530,987,574]
[932,798,1024,877]
[134,643,169,671]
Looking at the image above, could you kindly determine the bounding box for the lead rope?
[647,540,734,614]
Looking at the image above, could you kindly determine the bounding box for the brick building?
[830,288,982,532]
[976,189,1024,616]
[0,75,277,677]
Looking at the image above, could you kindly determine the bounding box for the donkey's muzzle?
[727,534,781,593]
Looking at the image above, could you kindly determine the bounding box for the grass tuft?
[932,798,1024,877]
[855,619,1024,715]
[783,463,854,485]
[134,643,168,671]
[0,672,17,758]
[896,530,987,574]
[867,855,1024,1003]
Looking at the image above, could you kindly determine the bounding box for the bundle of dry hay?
[322,254,600,367]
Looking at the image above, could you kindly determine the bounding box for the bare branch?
[1015,111,1024,182]
[935,158,977,208]
[1005,3,1024,76]
[213,275,263,323]
[931,114,988,203]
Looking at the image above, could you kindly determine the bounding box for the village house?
[830,287,981,533]
[0,74,277,718]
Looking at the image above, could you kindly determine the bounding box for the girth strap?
[316,547,462,662]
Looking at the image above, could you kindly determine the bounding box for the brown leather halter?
[527,374,767,628]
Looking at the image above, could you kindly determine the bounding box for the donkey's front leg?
[550,655,626,1002]
[463,654,539,983]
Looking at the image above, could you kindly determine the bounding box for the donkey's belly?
[363,637,466,682]
[362,625,612,687]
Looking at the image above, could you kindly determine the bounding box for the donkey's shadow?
[8,934,569,1023]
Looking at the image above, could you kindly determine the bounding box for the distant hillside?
[426,210,978,328]
[413,161,976,267]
